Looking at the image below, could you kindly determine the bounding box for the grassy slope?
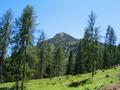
[0,66,120,90]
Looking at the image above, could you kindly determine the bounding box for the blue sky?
[1,0,120,42]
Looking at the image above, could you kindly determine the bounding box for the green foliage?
[53,46,65,76]
[74,11,100,77]
[1,66,120,90]
[10,5,36,90]
[0,5,120,90]
[103,25,117,69]
[74,40,85,74]
[37,31,47,78]
[0,9,13,83]
[66,50,75,75]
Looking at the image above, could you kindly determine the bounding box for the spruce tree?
[0,10,12,83]
[74,40,85,74]
[11,18,22,89]
[53,46,65,76]
[37,31,46,78]
[103,25,117,68]
[45,45,53,78]
[66,50,74,75]
[15,5,35,90]
[83,11,99,77]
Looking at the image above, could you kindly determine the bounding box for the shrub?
[110,81,113,83]
[58,78,61,81]
[66,76,69,79]
[51,82,56,85]
[106,75,109,78]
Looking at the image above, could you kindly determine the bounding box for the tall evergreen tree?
[53,46,65,76]
[74,40,85,74]
[83,28,93,72]
[83,11,99,77]
[37,31,46,78]
[10,18,23,89]
[45,45,53,78]
[116,42,120,64]
[66,50,74,75]
[103,25,117,68]
[15,5,35,90]
[0,10,12,83]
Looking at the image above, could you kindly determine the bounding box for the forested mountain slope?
[46,32,79,55]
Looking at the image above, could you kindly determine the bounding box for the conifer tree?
[53,46,65,76]
[0,10,12,83]
[15,5,35,90]
[45,45,53,78]
[103,25,117,68]
[83,11,99,77]
[66,50,74,75]
[37,31,46,78]
[74,40,85,74]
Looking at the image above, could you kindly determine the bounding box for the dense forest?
[0,5,120,90]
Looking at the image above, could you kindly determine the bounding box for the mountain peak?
[51,32,78,44]
[47,32,78,46]
[47,32,79,52]
[54,32,68,38]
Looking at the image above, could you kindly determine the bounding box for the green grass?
[0,66,120,90]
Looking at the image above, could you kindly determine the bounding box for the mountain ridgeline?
[47,32,79,55]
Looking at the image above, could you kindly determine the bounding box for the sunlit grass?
[0,66,120,90]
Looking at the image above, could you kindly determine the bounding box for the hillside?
[0,66,120,90]
[1,1,120,90]
[47,32,79,55]
[47,32,78,45]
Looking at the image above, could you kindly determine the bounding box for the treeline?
[0,5,120,90]
[68,12,118,77]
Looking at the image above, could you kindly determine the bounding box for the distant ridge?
[47,32,79,55]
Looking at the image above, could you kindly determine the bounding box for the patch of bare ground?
[100,73,120,90]
[100,81,120,90]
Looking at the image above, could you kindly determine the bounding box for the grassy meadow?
[0,66,120,90]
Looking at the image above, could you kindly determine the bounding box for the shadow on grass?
[68,78,91,87]
[0,86,16,90]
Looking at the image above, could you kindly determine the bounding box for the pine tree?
[0,10,12,83]
[117,42,120,64]
[15,5,35,90]
[45,45,53,78]
[10,18,22,90]
[74,40,85,74]
[53,46,65,76]
[83,28,93,72]
[103,25,117,68]
[66,50,74,75]
[83,11,99,77]
[37,31,46,78]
